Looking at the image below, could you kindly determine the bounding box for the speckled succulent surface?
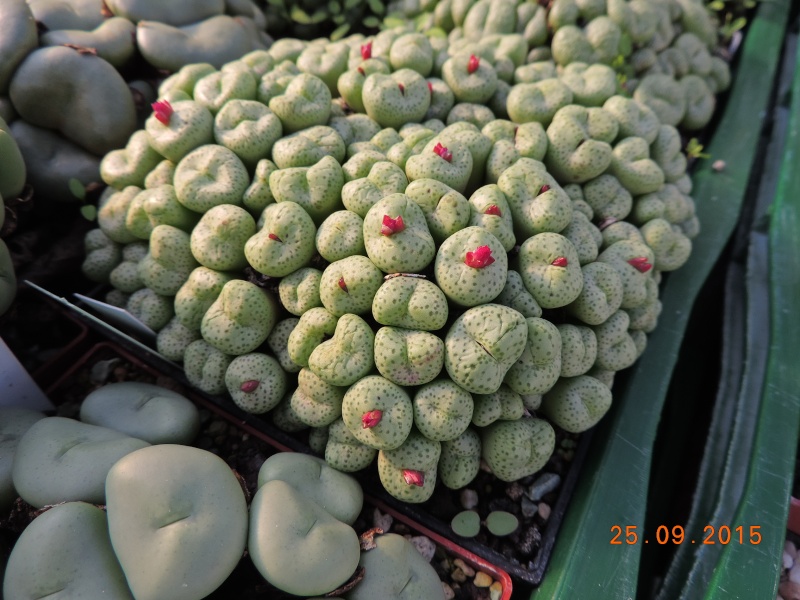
[86,2,727,505]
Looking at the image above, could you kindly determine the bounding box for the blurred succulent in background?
[261,0,387,41]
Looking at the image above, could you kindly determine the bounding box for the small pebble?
[787,541,798,559]
[784,552,795,570]
[780,581,800,600]
[789,564,800,584]
[490,581,503,600]
[521,497,538,518]
[451,568,468,583]
[538,502,551,521]
[474,572,493,588]
[453,558,475,577]
[442,582,455,600]
[409,535,436,562]
[90,358,120,383]
[712,160,726,172]
[505,482,524,501]
[373,509,393,533]
[208,421,227,436]
[461,488,479,510]
[526,473,561,502]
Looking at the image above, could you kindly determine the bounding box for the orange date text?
[609,525,762,545]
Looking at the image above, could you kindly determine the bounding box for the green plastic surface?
[530,2,791,598]
[701,18,800,599]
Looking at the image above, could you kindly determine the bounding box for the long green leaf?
[701,19,800,599]
[659,23,797,599]
[529,1,790,597]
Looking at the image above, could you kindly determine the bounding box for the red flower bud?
[268,232,282,242]
[485,204,502,216]
[362,409,382,428]
[628,257,653,273]
[357,67,365,76]
[551,256,568,267]
[151,100,173,126]
[539,185,551,194]
[427,81,433,94]
[467,54,480,74]
[465,245,495,268]
[240,380,260,393]
[381,214,405,236]
[338,277,349,293]
[403,469,425,487]
[398,82,405,94]
[361,42,372,60]
[433,142,453,162]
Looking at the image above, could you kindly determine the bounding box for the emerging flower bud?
[433,142,453,162]
[361,42,372,60]
[338,277,349,293]
[551,256,568,267]
[268,232,282,242]
[357,67,365,77]
[427,81,433,94]
[485,204,502,216]
[467,54,480,74]
[403,469,425,487]
[465,245,495,268]
[539,185,551,194]
[362,409,382,429]
[598,216,618,231]
[628,257,653,273]
[398,82,405,94]
[381,214,405,236]
[151,100,173,126]
[240,380,260,393]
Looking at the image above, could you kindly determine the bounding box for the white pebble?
[787,541,798,559]
[789,563,800,584]
[442,583,455,600]
[409,535,436,562]
[372,508,393,533]
[460,488,479,510]
[538,502,551,521]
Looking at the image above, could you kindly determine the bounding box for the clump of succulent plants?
[83,0,731,508]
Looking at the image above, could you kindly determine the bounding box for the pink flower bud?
[551,256,568,267]
[268,232,282,242]
[427,81,433,94]
[381,215,405,236]
[598,216,618,231]
[485,204,502,216]
[467,54,480,74]
[465,245,495,268]
[628,257,653,273]
[403,469,425,487]
[151,100,173,126]
[539,185,551,194]
[240,380,260,393]
[361,410,382,429]
[338,277,349,293]
[361,42,372,60]
[398,82,405,94]
[433,142,453,162]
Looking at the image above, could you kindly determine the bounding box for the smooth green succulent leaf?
[68,177,86,200]
[485,511,519,537]
[451,510,480,538]
[80,204,98,221]
[331,23,350,39]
